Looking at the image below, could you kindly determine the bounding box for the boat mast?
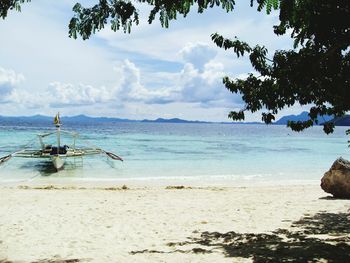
[54,113,61,153]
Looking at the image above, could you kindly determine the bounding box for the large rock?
[321,157,350,198]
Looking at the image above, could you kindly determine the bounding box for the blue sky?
[0,0,303,121]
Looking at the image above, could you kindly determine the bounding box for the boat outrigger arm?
[0,113,123,171]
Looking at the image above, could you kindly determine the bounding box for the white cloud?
[114,59,144,99]
[179,42,217,70]
[115,59,179,104]
[0,67,24,86]
[178,61,243,107]
[1,49,241,114]
[47,82,112,107]
[3,60,176,108]
[179,62,222,102]
[118,57,238,107]
[175,43,243,107]
[0,67,25,101]
[112,49,237,107]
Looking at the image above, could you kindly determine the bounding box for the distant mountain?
[330,115,350,126]
[141,118,210,124]
[0,115,51,125]
[0,115,136,125]
[230,121,262,125]
[0,115,262,125]
[0,115,214,125]
[62,115,136,123]
[274,111,333,125]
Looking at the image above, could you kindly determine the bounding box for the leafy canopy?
[0,0,31,19]
[67,0,236,39]
[212,0,350,134]
[0,0,275,39]
[1,0,349,134]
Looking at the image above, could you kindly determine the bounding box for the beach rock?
[321,157,350,198]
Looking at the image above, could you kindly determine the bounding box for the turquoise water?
[0,123,349,183]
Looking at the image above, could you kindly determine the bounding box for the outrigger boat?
[0,113,123,171]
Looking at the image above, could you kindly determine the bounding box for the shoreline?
[0,175,322,188]
[0,180,322,192]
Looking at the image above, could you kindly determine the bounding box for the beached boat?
[0,113,123,171]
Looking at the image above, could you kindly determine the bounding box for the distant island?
[0,114,259,125]
[0,115,214,125]
[274,111,334,125]
[0,112,349,126]
[274,111,350,126]
[141,118,211,124]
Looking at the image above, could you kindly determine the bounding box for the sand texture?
[0,184,349,262]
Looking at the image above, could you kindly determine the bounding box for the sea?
[0,122,349,185]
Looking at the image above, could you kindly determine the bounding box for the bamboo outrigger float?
[0,113,123,171]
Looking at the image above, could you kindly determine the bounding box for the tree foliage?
[212,0,350,134]
[68,0,236,40]
[0,0,31,19]
[251,0,279,14]
[1,0,349,134]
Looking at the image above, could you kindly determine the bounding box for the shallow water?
[0,122,349,183]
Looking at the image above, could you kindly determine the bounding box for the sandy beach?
[0,183,349,262]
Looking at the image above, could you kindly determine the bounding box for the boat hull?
[51,155,65,171]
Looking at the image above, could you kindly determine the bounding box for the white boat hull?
[51,155,65,171]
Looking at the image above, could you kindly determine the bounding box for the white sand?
[0,184,349,262]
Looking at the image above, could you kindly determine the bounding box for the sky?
[0,0,303,121]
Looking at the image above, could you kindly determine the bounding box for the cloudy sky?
[0,0,301,121]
